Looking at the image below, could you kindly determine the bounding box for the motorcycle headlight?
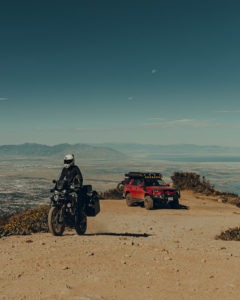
[54,191,59,201]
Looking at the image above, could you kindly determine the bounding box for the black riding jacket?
[59,165,83,189]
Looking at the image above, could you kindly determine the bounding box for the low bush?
[216,227,240,241]
[0,213,12,227]
[171,172,215,194]
[99,188,123,200]
[0,205,49,238]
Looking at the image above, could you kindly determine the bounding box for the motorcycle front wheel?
[48,206,65,236]
[75,212,87,235]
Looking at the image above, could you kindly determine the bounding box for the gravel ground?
[1,190,240,300]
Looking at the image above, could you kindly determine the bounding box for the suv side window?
[132,178,144,186]
[129,179,134,185]
[132,179,139,186]
[125,178,131,184]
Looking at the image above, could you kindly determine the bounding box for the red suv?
[117,172,180,210]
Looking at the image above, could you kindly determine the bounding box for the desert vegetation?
[99,188,123,200]
[216,227,240,241]
[171,171,240,205]
[0,205,48,238]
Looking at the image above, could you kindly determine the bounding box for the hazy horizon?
[1,141,240,149]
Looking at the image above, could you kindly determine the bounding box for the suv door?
[125,178,135,198]
[132,178,145,199]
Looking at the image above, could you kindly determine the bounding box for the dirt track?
[1,190,240,300]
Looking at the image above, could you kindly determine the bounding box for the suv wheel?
[144,195,154,210]
[126,193,133,206]
[169,199,179,209]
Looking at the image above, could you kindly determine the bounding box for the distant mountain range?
[93,143,240,161]
[1,143,240,162]
[0,143,127,160]
[95,143,240,154]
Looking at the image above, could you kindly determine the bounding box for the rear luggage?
[82,185,100,217]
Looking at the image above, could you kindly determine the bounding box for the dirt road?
[1,190,240,300]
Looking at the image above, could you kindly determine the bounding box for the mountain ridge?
[1,142,240,162]
[93,142,240,154]
[0,143,127,160]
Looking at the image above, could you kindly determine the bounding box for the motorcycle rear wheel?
[48,206,65,236]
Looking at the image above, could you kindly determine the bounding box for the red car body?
[118,172,180,210]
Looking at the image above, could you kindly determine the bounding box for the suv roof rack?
[125,172,162,178]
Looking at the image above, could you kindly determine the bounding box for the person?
[58,154,85,213]
[59,153,83,189]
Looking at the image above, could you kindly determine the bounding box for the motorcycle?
[48,179,100,236]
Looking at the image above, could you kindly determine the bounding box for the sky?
[1,0,240,146]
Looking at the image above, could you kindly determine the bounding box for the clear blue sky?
[1,0,240,146]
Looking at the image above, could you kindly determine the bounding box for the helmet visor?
[64,159,73,164]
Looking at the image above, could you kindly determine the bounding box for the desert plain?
[1,190,240,300]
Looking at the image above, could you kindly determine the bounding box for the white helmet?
[64,154,75,169]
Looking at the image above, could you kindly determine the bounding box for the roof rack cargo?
[125,172,162,178]
[124,172,145,178]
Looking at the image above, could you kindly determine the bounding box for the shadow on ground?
[138,203,189,210]
[85,232,151,238]
[176,204,189,210]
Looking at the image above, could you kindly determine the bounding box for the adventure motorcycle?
[48,179,100,236]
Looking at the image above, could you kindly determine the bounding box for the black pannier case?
[82,185,100,217]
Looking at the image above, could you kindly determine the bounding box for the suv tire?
[126,193,133,206]
[169,199,179,209]
[144,195,154,210]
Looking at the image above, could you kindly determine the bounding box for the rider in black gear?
[59,154,85,212]
[59,154,83,187]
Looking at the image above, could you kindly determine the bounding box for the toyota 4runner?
[117,172,180,210]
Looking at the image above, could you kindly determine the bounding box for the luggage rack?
[125,172,162,179]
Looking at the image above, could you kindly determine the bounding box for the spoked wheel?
[75,211,87,235]
[144,195,154,210]
[48,206,65,236]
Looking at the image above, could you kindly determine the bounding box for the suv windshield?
[145,179,166,186]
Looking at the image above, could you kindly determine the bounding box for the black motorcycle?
[48,179,100,236]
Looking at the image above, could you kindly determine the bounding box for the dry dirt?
[1,190,240,300]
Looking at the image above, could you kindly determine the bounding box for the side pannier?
[82,185,100,217]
